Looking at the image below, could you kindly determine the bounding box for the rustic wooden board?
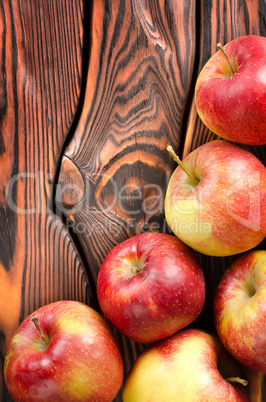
[56,0,197,278]
[0,0,265,401]
[0,1,91,400]
[55,0,197,387]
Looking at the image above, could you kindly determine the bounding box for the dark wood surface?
[0,1,91,400]
[0,0,265,401]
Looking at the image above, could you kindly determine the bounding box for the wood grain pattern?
[55,1,197,388]
[56,0,196,283]
[1,0,265,401]
[0,1,91,400]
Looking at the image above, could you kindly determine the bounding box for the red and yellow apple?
[122,328,249,401]
[164,140,266,257]
[195,35,266,145]
[97,232,205,343]
[4,301,124,401]
[213,250,266,373]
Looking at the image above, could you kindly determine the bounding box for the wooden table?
[0,1,265,400]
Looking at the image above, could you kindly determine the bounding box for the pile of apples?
[4,35,266,401]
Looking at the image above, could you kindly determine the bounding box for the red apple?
[164,140,266,256]
[213,250,266,373]
[122,328,249,401]
[195,35,266,145]
[4,301,124,401]
[97,232,205,343]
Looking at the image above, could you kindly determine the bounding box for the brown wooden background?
[0,0,265,401]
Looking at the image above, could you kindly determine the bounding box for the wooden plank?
[0,1,91,400]
[0,0,265,400]
[56,0,196,291]
[55,0,197,386]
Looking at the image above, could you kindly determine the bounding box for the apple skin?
[97,232,205,343]
[4,301,124,402]
[122,328,249,402]
[195,35,266,145]
[164,139,266,257]
[213,250,266,373]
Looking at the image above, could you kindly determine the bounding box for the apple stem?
[167,145,199,185]
[131,267,141,274]
[31,316,49,346]
[217,43,235,76]
[225,377,248,387]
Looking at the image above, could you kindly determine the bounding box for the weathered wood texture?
[55,0,197,386]
[57,0,196,280]
[0,1,91,400]
[0,0,266,401]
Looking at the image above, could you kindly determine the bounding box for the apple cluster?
[102,34,265,400]
[3,35,266,401]
[163,34,266,385]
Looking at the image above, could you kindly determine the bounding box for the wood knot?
[55,156,85,213]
